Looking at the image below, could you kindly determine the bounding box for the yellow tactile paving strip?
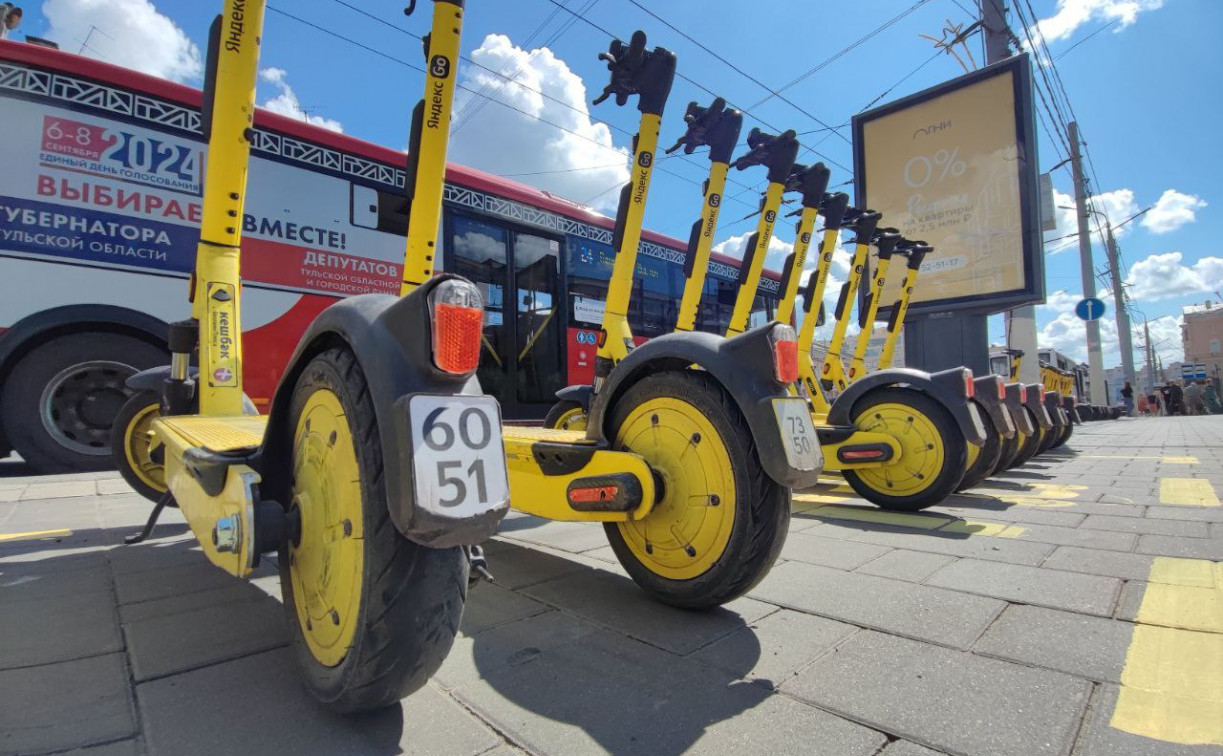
[0,528,72,542]
[1111,558,1223,745]
[1158,478,1220,507]
[1081,455,1199,464]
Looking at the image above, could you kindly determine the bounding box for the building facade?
[1182,301,1223,389]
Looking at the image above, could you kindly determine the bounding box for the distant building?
[1182,301,1223,388]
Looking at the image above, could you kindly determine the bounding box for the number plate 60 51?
[408,394,509,519]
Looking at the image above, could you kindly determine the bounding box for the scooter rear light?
[769,324,799,383]
[568,485,620,505]
[963,369,975,399]
[1019,385,1028,403]
[429,279,484,375]
[1038,385,1046,400]
[996,378,1006,400]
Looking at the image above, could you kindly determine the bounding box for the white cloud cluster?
[1142,190,1208,234]
[43,0,202,82]
[448,34,629,213]
[1124,251,1223,302]
[258,68,343,133]
[1035,0,1165,44]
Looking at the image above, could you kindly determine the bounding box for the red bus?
[0,40,781,472]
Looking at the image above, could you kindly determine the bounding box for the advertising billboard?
[852,53,1043,315]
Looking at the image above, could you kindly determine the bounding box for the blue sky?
[18,0,1219,368]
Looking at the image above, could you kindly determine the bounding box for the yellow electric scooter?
[111,0,507,712]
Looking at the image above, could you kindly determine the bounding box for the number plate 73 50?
[408,394,510,519]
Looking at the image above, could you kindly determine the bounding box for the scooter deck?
[157,415,267,453]
[501,425,593,444]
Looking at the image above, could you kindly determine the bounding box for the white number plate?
[409,394,510,519]
[772,397,822,471]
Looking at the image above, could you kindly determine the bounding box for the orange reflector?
[996,379,1006,400]
[1019,385,1027,402]
[842,449,885,460]
[821,363,830,374]
[433,303,482,374]
[596,329,607,348]
[568,485,619,504]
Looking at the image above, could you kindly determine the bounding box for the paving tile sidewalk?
[2,416,1222,755]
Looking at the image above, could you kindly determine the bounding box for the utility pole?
[1104,222,1137,388]
[1068,121,1106,403]
[1142,319,1156,394]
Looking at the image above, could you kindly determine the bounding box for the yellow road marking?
[1111,557,1223,745]
[1081,455,1199,464]
[0,528,72,542]
[1159,478,1220,507]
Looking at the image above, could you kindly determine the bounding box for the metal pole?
[1105,222,1137,389]
[1068,121,1106,403]
[1143,318,1155,394]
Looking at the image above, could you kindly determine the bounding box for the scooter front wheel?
[842,388,967,511]
[544,399,587,431]
[602,371,789,609]
[280,346,467,712]
[111,390,168,503]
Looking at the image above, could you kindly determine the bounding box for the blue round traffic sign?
[1075,297,1106,322]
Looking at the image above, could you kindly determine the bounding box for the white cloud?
[43,0,202,82]
[448,34,629,213]
[1034,0,1165,44]
[1141,190,1208,234]
[1045,187,1139,253]
[258,68,343,133]
[1125,251,1223,301]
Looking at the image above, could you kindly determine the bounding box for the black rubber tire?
[603,371,790,609]
[995,429,1022,472]
[956,403,1002,492]
[1,332,166,473]
[1036,418,1061,455]
[1009,409,1044,469]
[842,387,967,511]
[543,399,586,430]
[1050,420,1073,450]
[110,390,167,503]
[279,346,468,713]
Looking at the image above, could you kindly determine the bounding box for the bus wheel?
[603,371,789,609]
[1051,421,1073,449]
[1009,411,1043,469]
[1,333,166,473]
[956,406,1002,492]
[843,388,967,511]
[280,346,467,712]
[544,400,587,431]
[111,391,167,503]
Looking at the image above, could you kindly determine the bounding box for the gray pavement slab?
[480,537,587,589]
[1078,684,1221,756]
[810,520,1057,565]
[458,582,550,636]
[138,648,501,756]
[434,610,601,692]
[520,565,775,655]
[496,516,608,553]
[18,480,98,500]
[854,549,957,583]
[973,603,1134,682]
[59,739,143,755]
[0,588,123,669]
[784,630,1092,756]
[936,501,1088,528]
[925,558,1121,616]
[0,553,112,601]
[689,609,856,689]
[112,557,243,605]
[1082,514,1212,537]
[779,530,893,570]
[1143,505,1223,523]
[1137,533,1223,560]
[453,627,886,756]
[1001,521,1139,552]
[1040,546,1159,581]
[881,741,948,756]
[0,653,136,756]
[749,560,1005,649]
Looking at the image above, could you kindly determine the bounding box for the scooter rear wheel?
[995,428,1022,471]
[544,399,587,431]
[1009,410,1044,468]
[1050,420,1073,449]
[956,405,1002,492]
[603,371,789,609]
[842,388,967,511]
[280,346,467,712]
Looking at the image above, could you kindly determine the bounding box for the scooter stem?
[848,229,902,380]
[793,192,847,414]
[774,163,831,326]
[877,239,929,370]
[401,0,465,295]
[820,207,880,393]
[192,0,267,416]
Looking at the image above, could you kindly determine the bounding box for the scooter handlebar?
[874,228,903,259]
[840,206,882,241]
[592,30,676,116]
[784,162,831,209]
[897,238,932,269]
[664,97,743,163]
[818,192,850,230]
[731,127,800,183]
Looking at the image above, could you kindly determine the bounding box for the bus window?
[450,215,508,399]
[514,233,564,405]
[749,295,771,329]
[633,254,680,338]
[350,183,409,236]
[567,236,614,327]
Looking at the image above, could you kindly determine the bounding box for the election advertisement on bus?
[852,53,1044,315]
[0,98,406,298]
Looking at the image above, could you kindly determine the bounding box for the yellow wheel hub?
[851,402,946,497]
[553,407,587,431]
[288,388,364,668]
[965,438,980,470]
[123,401,167,493]
[613,397,735,581]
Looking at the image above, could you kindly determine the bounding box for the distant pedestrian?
[1121,380,1134,417]
[1147,392,1161,416]
[0,4,22,40]
[1184,380,1206,415]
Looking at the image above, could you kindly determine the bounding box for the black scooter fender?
[972,374,1015,438]
[586,323,822,489]
[125,366,258,414]
[828,367,986,446]
[555,384,594,413]
[259,274,508,549]
[1062,395,1081,424]
[1043,392,1068,428]
[1023,384,1053,430]
[1003,383,1036,436]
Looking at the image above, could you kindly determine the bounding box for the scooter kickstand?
[466,544,494,588]
[124,491,175,545]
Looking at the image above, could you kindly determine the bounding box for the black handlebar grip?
[841,208,882,241]
[874,229,902,260]
[665,97,743,164]
[736,233,760,287]
[778,251,796,299]
[682,218,702,278]
[906,247,929,270]
[801,263,819,311]
[732,128,799,184]
[200,15,222,143]
[819,192,849,230]
[784,162,831,209]
[592,30,676,116]
[858,292,873,328]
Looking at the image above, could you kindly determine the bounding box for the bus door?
[447,211,565,419]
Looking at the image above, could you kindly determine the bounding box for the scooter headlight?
[769,324,799,384]
[429,279,484,375]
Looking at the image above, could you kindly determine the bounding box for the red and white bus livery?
[0,40,781,472]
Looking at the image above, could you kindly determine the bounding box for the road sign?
[1181,363,1208,381]
[1075,297,1105,322]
